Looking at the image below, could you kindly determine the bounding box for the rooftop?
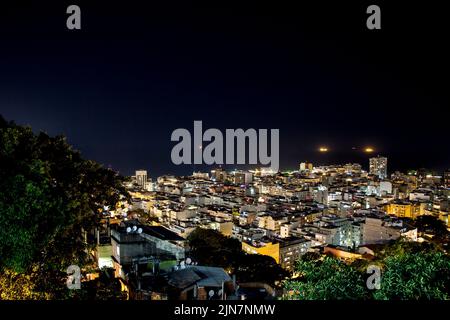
[116,223,186,242]
[168,266,232,289]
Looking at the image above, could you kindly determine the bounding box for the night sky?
[1,1,449,177]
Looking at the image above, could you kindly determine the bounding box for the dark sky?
[0,1,449,177]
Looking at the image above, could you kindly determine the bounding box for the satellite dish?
[208,290,215,298]
[132,226,137,232]
[137,228,143,234]
[218,290,223,296]
[186,258,192,265]
[126,227,132,233]
[180,261,185,269]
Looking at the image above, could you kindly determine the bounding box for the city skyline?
[1,1,450,304]
[0,2,449,177]
[1,112,447,178]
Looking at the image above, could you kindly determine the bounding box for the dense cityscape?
[82,155,450,300]
[1,121,450,301]
[1,1,450,307]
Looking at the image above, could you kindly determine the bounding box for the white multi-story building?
[369,156,388,179]
[135,170,148,189]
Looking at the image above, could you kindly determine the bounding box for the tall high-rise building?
[444,169,450,188]
[135,170,148,189]
[369,156,388,179]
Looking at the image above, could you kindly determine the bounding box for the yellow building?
[385,202,423,219]
[439,212,450,229]
[242,241,280,263]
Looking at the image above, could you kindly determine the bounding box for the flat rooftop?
[115,224,185,242]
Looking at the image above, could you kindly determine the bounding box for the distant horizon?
[1,1,448,181]
[109,160,448,179]
[3,114,448,179]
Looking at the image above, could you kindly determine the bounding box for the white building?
[136,170,148,189]
[369,156,388,179]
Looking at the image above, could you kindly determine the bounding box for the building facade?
[369,156,388,179]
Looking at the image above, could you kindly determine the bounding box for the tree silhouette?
[0,116,129,299]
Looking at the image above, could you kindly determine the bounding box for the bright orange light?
[319,147,328,152]
[364,147,374,153]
